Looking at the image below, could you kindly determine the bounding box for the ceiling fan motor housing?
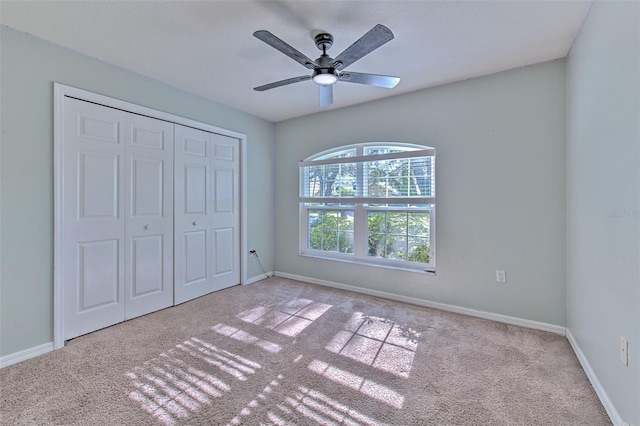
[314,32,333,51]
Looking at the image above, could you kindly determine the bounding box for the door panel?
[184,230,207,284]
[131,158,164,217]
[214,228,234,275]
[185,164,207,214]
[131,125,165,150]
[211,133,240,291]
[78,114,119,144]
[78,152,119,219]
[174,125,213,304]
[124,114,174,319]
[131,235,164,298]
[78,239,119,311]
[214,169,234,213]
[184,135,207,157]
[63,98,126,340]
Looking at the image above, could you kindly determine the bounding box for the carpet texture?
[0,277,609,425]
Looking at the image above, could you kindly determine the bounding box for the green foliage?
[339,186,355,197]
[367,213,385,256]
[406,243,430,263]
[309,211,353,253]
[367,211,430,263]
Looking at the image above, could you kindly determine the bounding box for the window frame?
[299,142,436,272]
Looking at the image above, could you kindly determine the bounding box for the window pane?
[316,148,356,160]
[328,203,355,207]
[338,231,354,253]
[341,211,354,230]
[308,209,354,254]
[367,232,386,257]
[408,212,430,236]
[364,156,433,198]
[388,212,407,234]
[321,230,337,251]
[366,159,405,196]
[367,211,386,257]
[366,209,430,263]
[408,157,434,197]
[408,237,430,263]
[369,203,418,208]
[386,235,407,260]
[308,210,322,250]
[364,146,419,155]
[302,163,357,198]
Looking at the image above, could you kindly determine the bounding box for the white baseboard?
[566,329,625,426]
[244,272,273,285]
[0,342,54,369]
[274,271,566,335]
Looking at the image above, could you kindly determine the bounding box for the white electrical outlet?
[620,336,629,366]
[496,270,506,283]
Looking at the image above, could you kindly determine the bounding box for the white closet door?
[174,125,240,304]
[62,98,126,339]
[210,133,240,291]
[62,98,175,340]
[124,114,174,319]
[174,125,214,304]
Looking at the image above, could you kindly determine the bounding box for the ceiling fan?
[253,24,400,107]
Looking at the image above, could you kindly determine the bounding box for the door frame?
[53,83,248,349]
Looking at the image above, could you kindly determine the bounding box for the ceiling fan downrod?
[313,32,338,85]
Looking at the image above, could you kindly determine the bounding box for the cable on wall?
[250,250,272,278]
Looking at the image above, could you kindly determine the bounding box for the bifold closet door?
[62,98,126,339]
[209,132,240,291]
[124,113,174,319]
[174,125,212,304]
[174,125,240,304]
[62,98,174,340]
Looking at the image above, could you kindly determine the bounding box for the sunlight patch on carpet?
[226,371,381,426]
[308,359,405,409]
[211,323,282,353]
[127,336,261,425]
[227,374,285,425]
[177,337,261,381]
[284,385,381,426]
[237,298,332,337]
[326,312,420,378]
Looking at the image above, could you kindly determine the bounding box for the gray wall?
[566,1,640,424]
[275,60,567,326]
[0,26,274,357]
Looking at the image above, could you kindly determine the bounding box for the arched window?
[299,143,435,271]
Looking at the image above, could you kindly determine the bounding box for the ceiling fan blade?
[333,24,394,70]
[253,30,316,70]
[338,72,400,88]
[318,84,333,107]
[254,75,311,91]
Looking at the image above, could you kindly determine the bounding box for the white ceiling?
[0,1,592,122]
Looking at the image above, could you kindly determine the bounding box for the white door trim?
[53,83,248,350]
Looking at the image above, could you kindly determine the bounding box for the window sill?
[299,252,436,275]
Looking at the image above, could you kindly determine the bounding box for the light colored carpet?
[0,277,609,425]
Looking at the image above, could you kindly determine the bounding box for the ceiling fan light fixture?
[312,71,338,86]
